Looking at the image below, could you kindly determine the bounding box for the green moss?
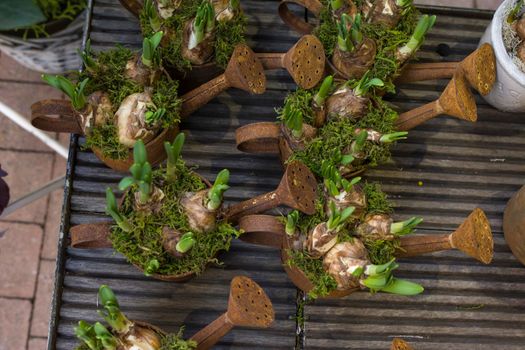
[313,2,337,58]
[110,162,240,276]
[363,182,393,215]
[214,14,247,68]
[278,88,315,125]
[74,344,90,350]
[160,327,197,350]
[140,1,246,71]
[83,123,129,160]
[286,249,338,299]
[363,237,400,265]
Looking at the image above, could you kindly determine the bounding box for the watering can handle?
[238,215,286,248]
[31,99,83,134]
[180,75,229,118]
[396,62,459,84]
[70,223,113,248]
[278,0,323,35]
[396,234,452,258]
[235,122,281,154]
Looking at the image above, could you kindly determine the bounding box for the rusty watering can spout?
[180,44,266,118]
[397,208,494,264]
[395,73,478,131]
[221,160,318,223]
[190,276,275,350]
[397,43,496,96]
[255,35,326,89]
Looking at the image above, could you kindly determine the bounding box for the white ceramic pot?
[480,0,525,112]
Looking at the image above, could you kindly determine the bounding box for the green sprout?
[286,210,300,236]
[337,14,363,52]
[341,176,361,193]
[361,259,424,296]
[42,75,88,110]
[98,285,132,334]
[313,75,333,106]
[176,232,196,253]
[145,107,166,126]
[330,0,344,11]
[75,321,101,350]
[322,160,361,197]
[94,322,118,350]
[143,0,162,31]
[353,71,384,97]
[390,217,423,236]
[350,129,368,156]
[508,0,524,23]
[164,133,185,182]
[332,148,354,167]
[105,188,132,233]
[145,259,160,276]
[141,31,163,67]
[190,1,215,49]
[118,140,153,204]
[379,131,408,143]
[396,0,413,8]
[326,202,355,232]
[282,101,304,139]
[78,39,96,71]
[206,169,230,210]
[397,14,436,61]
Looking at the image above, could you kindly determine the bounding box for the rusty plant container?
[503,185,525,266]
[239,208,494,298]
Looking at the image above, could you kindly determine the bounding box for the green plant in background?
[282,101,304,138]
[105,188,132,233]
[189,1,215,49]
[206,169,230,211]
[75,321,100,350]
[313,75,333,107]
[396,14,436,62]
[286,210,300,236]
[361,259,424,295]
[337,13,363,53]
[164,133,186,182]
[78,39,96,71]
[144,0,162,31]
[326,202,355,232]
[177,232,196,253]
[94,323,118,350]
[118,140,153,204]
[142,31,164,67]
[98,285,132,333]
[352,71,384,97]
[42,75,88,110]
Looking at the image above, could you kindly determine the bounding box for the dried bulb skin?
[290,231,308,251]
[79,91,114,135]
[133,186,165,214]
[181,20,215,65]
[332,0,358,20]
[122,324,162,350]
[516,16,525,40]
[306,222,338,258]
[213,0,239,22]
[181,189,217,234]
[162,226,185,258]
[361,0,402,29]
[323,240,370,290]
[280,123,317,152]
[356,213,394,241]
[325,185,367,219]
[332,37,376,80]
[312,101,327,128]
[125,53,159,86]
[326,85,369,121]
[155,0,181,19]
[116,91,157,148]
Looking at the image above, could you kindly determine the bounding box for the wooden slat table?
[48,1,525,349]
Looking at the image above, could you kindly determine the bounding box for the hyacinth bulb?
[306,222,338,258]
[323,240,370,290]
[116,91,158,148]
[181,189,217,234]
[356,213,394,241]
[326,85,369,120]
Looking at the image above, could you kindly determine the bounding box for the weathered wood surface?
[50,0,525,349]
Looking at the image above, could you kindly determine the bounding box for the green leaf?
[149,31,164,50]
[129,163,142,181]
[381,278,424,295]
[133,140,147,165]
[214,169,230,186]
[118,177,135,191]
[365,258,396,276]
[105,188,118,212]
[339,206,355,223]
[362,273,389,290]
[341,154,354,165]
[176,233,195,253]
[98,285,119,308]
[41,74,61,90]
[144,259,160,276]
[0,0,46,31]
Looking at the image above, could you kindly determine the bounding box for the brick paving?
[0,1,505,349]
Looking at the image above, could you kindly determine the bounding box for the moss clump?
[83,123,129,160]
[140,1,246,71]
[160,327,197,350]
[363,181,393,215]
[79,46,181,160]
[111,162,240,276]
[278,88,316,125]
[363,237,401,265]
